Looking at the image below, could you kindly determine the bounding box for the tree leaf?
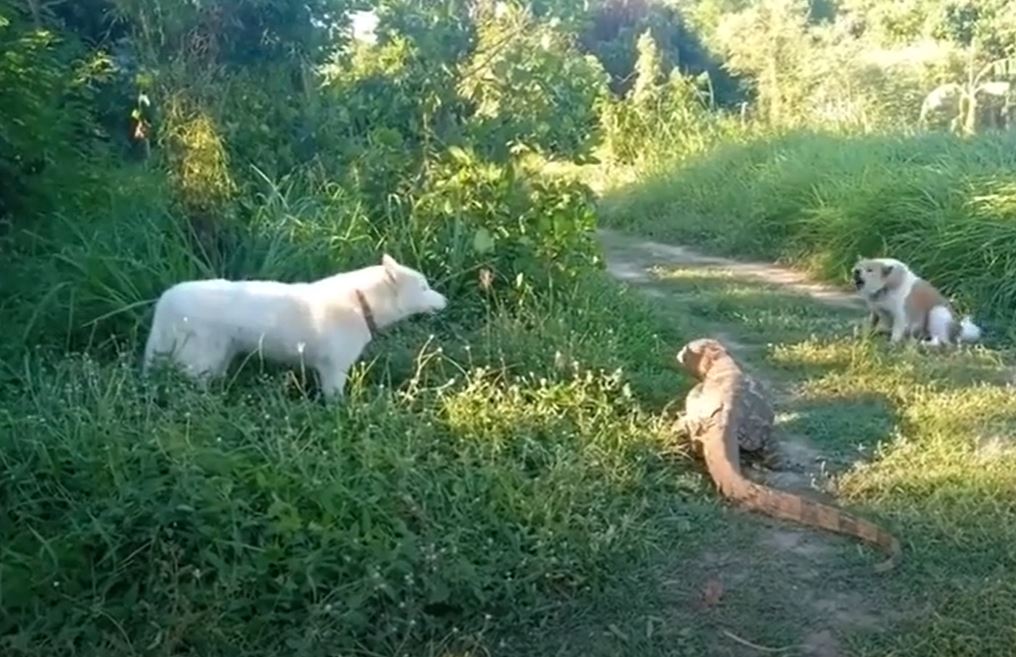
[473,227,495,254]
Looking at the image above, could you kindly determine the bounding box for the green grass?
[594,142,1016,655]
[0,264,716,656]
[487,251,1016,657]
[601,130,1016,340]
[9,125,1016,656]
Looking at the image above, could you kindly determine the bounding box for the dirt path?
[596,229,898,657]
[599,228,863,310]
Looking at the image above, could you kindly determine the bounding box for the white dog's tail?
[958,315,982,343]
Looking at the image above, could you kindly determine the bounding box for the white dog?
[852,257,980,347]
[143,254,448,398]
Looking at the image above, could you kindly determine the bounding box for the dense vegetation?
[4,0,1016,654]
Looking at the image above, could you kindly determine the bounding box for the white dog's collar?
[355,289,378,336]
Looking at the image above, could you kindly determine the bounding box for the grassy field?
[601,130,1016,341]
[7,150,1016,654]
[9,1,1016,654]
[594,136,1016,656]
[0,259,712,656]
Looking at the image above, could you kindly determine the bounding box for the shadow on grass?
[779,393,896,462]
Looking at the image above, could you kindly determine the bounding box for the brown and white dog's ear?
[676,343,698,373]
[881,263,904,289]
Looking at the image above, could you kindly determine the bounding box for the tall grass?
[0,258,695,656]
[0,138,698,654]
[602,130,1016,334]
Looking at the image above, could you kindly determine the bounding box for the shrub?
[600,30,738,168]
[5,142,600,358]
[162,99,237,220]
[0,7,107,222]
[459,4,609,161]
[408,147,602,301]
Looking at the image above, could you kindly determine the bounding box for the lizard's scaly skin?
[678,338,901,573]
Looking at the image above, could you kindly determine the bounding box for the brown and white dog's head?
[676,338,730,378]
[851,257,908,298]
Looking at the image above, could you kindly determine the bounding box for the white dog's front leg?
[318,367,348,401]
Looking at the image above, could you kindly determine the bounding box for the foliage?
[459,4,609,160]
[161,100,237,218]
[0,4,108,222]
[65,0,357,66]
[0,5,668,652]
[600,29,735,167]
[840,0,1016,59]
[713,0,814,128]
[580,0,741,103]
[318,36,446,200]
[411,147,602,298]
[920,54,1016,134]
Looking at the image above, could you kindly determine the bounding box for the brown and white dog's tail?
[929,306,982,345]
[957,315,982,343]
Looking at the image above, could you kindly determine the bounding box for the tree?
[715,0,813,127]
[920,52,1016,134]
[580,0,740,103]
[458,3,609,159]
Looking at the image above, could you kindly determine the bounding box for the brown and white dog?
[852,257,981,347]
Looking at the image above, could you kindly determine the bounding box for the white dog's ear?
[381,253,399,282]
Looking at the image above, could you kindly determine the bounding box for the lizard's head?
[676,338,729,377]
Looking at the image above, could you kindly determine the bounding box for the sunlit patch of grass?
[630,247,1016,656]
[0,271,707,656]
[753,309,1016,657]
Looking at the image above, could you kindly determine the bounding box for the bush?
[4,141,601,359]
[0,3,691,655]
[0,7,107,222]
[600,30,740,168]
[459,4,609,161]
[409,147,602,300]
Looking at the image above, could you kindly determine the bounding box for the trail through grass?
[505,229,1016,657]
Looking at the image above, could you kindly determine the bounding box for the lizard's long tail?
[708,458,901,572]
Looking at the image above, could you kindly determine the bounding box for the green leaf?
[473,227,495,254]
[447,145,471,164]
